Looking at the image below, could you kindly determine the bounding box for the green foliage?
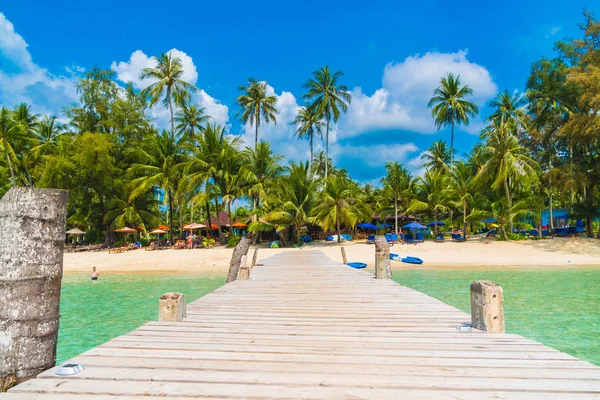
[227,235,241,248]
[202,237,216,248]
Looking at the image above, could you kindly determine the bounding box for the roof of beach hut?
[231,221,247,228]
[149,228,167,234]
[66,228,86,235]
[114,226,136,233]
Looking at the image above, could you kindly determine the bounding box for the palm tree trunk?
[214,197,226,244]
[168,188,174,244]
[463,198,468,241]
[227,201,233,234]
[336,207,341,243]
[450,120,454,168]
[325,119,330,180]
[6,153,16,187]
[500,223,509,240]
[206,201,212,237]
[434,211,438,236]
[255,115,259,149]
[504,177,513,234]
[394,197,398,235]
[310,135,313,165]
[169,91,175,139]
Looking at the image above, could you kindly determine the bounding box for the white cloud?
[333,143,419,168]
[0,13,78,115]
[337,49,497,138]
[111,49,227,128]
[547,26,561,38]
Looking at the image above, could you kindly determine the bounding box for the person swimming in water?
[91,267,99,281]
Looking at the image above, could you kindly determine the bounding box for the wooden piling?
[226,237,250,283]
[0,188,69,389]
[250,247,258,269]
[340,247,347,264]
[238,255,250,280]
[470,280,505,333]
[158,293,186,322]
[374,235,392,279]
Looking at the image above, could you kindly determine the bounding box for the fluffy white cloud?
[0,13,78,115]
[337,49,497,138]
[111,48,227,128]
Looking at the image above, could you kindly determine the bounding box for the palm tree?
[128,130,186,243]
[140,53,198,137]
[175,103,210,141]
[450,161,475,239]
[13,103,39,134]
[236,78,278,148]
[487,90,528,134]
[291,106,324,163]
[311,175,371,243]
[0,107,22,186]
[475,121,539,233]
[239,141,285,218]
[428,73,479,167]
[406,169,451,235]
[302,66,352,179]
[265,161,318,243]
[29,116,65,159]
[420,140,451,172]
[312,150,332,178]
[380,162,412,234]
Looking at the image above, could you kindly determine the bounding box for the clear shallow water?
[393,267,600,366]
[57,273,225,363]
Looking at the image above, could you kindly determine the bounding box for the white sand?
[63,237,600,275]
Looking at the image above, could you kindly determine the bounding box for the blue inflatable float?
[347,262,367,269]
[390,253,423,265]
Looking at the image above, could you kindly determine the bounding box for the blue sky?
[0,1,595,183]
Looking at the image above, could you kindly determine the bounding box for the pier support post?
[158,293,186,322]
[0,187,69,389]
[470,280,505,333]
[227,237,250,283]
[340,247,347,264]
[374,235,392,279]
[238,255,250,280]
[250,247,258,269]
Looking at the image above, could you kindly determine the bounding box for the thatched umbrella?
[66,228,86,244]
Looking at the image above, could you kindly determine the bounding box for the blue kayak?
[390,253,423,264]
[347,262,367,269]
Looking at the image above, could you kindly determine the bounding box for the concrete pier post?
[226,237,250,283]
[470,280,505,333]
[250,247,258,269]
[238,255,249,280]
[340,247,347,264]
[374,235,392,279]
[158,293,186,322]
[0,187,69,389]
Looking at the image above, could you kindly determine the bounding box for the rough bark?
[0,187,69,389]
[226,237,251,283]
[463,199,468,241]
[168,188,174,244]
[374,235,392,279]
[325,119,330,180]
[394,197,398,235]
[504,177,513,234]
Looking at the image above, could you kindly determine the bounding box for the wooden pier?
[4,250,600,399]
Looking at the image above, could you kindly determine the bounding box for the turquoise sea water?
[57,273,225,363]
[393,267,600,366]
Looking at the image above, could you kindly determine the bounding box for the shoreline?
[62,237,600,275]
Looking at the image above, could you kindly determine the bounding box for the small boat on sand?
[347,262,367,269]
[390,253,423,265]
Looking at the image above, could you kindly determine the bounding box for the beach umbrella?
[231,222,247,228]
[149,228,167,235]
[403,222,426,229]
[428,221,445,227]
[114,226,136,233]
[482,218,496,223]
[357,222,378,230]
[66,228,86,244]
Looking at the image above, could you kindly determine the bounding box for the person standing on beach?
[91,267,100,282]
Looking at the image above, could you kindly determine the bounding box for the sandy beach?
[63,237,600,275]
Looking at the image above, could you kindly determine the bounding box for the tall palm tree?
[302,66,352,179]
[312,150,332,179]
[380,162,412,234]
[29,116,65,159]
[239,141,285,218]
[486,90,528,133]
[13,103,39,134]
[140,53,198,137]
[236,78,278,148]
[175,103,210,141]
[311,175,371,243]
[406,169,451,235]
[475,121,539,233]
[420,140,451,172]
[128,130,186,242]
[428,73,479,167]
[291,106,324,163]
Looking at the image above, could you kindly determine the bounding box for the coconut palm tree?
[291,106,324,163]
[407,169,452,235]
[0,107,22,187]
[428,73,479,167]
[240,141,285,218]
[486,90,528,134]
[312,150,332,179]
[29,116,65,159]
[140,53,198,137]
[420,140,451,172]
[302,66,352,179]
[175,103,210,141]
[450,161,475,239]
[128,130,186,242]
[311,175,371,243]
[475,121,539,233]
[236,78,278,148]
[380,162,412,235]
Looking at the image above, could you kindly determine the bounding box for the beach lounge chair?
[401,234,415,244]
[528,230,539,237]
[415,233,425,242]
[390,234,398,244]
[366,235,375,244]
[435,233,445,243]
[451,233,464,242]
[568,226,586,236]
[542,230,553,239]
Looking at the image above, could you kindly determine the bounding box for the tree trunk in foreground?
[394,197,398,235]
[226,237,250,283]
[0,187,68,390]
